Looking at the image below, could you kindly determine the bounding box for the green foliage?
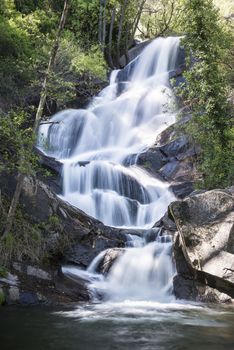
[68,0,100,49]
[0,110,38,175]
[139,0,181,39]
[0,0,107,109]
[47,32,107,105]
[0,266,8,278]
[48,215,61,230]
[71,45,106,79]
[179,0,233,189]
[0,202,45,266]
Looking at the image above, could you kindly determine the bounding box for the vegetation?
[0,0,233,265]
[179,0,233,188]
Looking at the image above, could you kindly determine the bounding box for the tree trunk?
[130,0,146,45]
[101,0,107,51]
[2,173,25,239]
[116,0,128,68]
[34,0,70,133]
[107,6,116,69]
[2,0,70,239]
[98,0,103,44]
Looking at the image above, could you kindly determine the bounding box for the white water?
[38,37,179,228]
[39,37,181,303]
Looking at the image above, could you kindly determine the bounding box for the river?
[1,302,234,350]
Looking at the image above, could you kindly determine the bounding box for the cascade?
[38,37,181,301]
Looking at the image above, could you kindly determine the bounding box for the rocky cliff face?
[0,172,127,305]
[171,188,234,302]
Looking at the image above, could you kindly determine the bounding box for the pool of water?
[1,301,234,350]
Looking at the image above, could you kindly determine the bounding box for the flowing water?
[38,37,179,229]
[38,36,180,304]
[11,37,232,349]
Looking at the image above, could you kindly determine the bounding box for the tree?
[98,0,147,68]
[179,0,233,188]
[2,0,70,239]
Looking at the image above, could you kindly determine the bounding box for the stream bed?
[1,302,234,350]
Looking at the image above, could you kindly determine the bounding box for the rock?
[97,248,125,275]
[170,182,194,199]
[0,273,18,286]
[119,40,152,67]
[35,148,63,175]
[7,286,20,303]
[0,170,128,305]
[175,46,186,69]
[119,41,186,71]
[160,136,189,158]
[137,148,166,174]
[65,230,126,268]
[159,159,196,183]
[19,292,39,305]
[171,188,234,300]
[154,212,177,233]
[1,262,91,305]
[173,275,232,303]
[0,172,127,268]
[136,126,198,199]
[26,266,51,280]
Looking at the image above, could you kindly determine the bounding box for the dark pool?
[0,300,234,350]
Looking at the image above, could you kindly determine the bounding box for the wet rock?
[170,182,194,199]
[119,40,152,68]
[0,172,127,267]
[1,262,91,305]
[136,126,198,199]
[173,275,232,303]
[154,212,177,233]
[159,158,196,183]
[98,248,125,275]
[171,188,234,300]
[35,148,63,175]
[175,46,186,69]
[66,230,126,268]
[160,136,189,158]
[137,148,166,174]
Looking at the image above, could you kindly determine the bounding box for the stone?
[20,292,39,305]
[160,136,189,158]
[0,273,18,286]
[27,266,51,280]
[137,148,166,174]
[8,286,20,303]
[119,40,152,67]
[173,275,232,303]
[171,188,234,299]
[98,248,125,275]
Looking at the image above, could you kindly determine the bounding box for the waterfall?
[39,37,181,302]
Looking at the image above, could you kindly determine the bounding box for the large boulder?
[170,188,234,300]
